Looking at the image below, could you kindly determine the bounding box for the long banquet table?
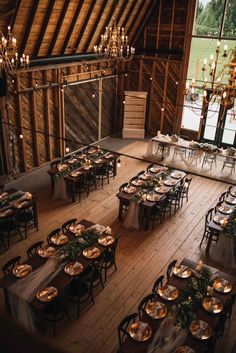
[117,258,235,353]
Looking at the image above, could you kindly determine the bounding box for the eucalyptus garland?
[190,142,218,153]
[223,208,236,237]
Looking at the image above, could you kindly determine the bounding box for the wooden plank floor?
[0,142,233,353]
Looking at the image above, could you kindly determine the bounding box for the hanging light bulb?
[117,158,121,167]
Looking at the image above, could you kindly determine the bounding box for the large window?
[181,0,236,134]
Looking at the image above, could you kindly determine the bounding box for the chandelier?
[94,2,135,62]
[184,42,236,116]
[0,26,29,76]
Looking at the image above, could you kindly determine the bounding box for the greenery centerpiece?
[189,142,218,154]
[222,208,236,237]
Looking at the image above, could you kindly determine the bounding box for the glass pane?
[223,0,236,38]
[194,0,223,37]
[203,101,219,140]
[181,100,201,131]
[221,105,236,144]
[204,125,217,140]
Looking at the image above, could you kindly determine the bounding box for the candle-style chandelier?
[0,26,29,76]
[94,1,135,62]
[184,42,236,118]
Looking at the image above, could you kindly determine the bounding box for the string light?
[117,158,121,167]
[19,134,23,139]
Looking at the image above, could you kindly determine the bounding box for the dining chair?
[99,235,120,283]
[61,218,77,234]
[152,275,164,294]
[148,205,163,229]
[15,200,38,239]
[138,293,158,319]
[47,228,61,244]
[201,152,217,170]
[50,158,61,168]
[173,146,187,161]
[218,191,228,202]
[0,184,4,193]
[95,165,110,189]
[26,241,43,258]
[166,260,177,280]
[0,214,23,250]
[180,176,192,206]
[2,256,21,276]
[199,208,220,250]
[118,313,138,346]
[221,157,236,175]
[215,200,223,213]
[168,185,184,215]
[119,183,130,220]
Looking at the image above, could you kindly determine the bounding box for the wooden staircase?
[122,91,147,139]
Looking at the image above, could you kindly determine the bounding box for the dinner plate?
[139,173,152,180]
[213,278,232,294]
[64,261,84,276]
[164,179,178,186]
[213,215,227,225]
[83,247,101,259]
[189,320,212,340]
[36,286,58,303]
[78,153,87,159]
[149,166,161,173]
[87,149,97,154]
[145,301,167,319]
[51,234,68,246]
[131,179,145,186]
[98,234,115,246]
[225,196,236,205]
[57,164,68,171]
[174,346,196,353]
[202,297,223,314]
[230,189,236,197]
[171,172,185,179]
[104,154,113,159]
[69,223,85,234]
[94,158,105,164]
[0,209,13,217]
[83,165,93,170]
[67,158,78,164]
[123,186,137,194]
[128,321,152,342]
[14,200,29,208]
[13,264,32,278]
[173,265,192,278]
[38,246,56,258]
[155,186,169,194]
[158,285,179,301]
[0,192,8,199]
[218,205,233,214]
[70,171,82,178]
[146,194,159,202]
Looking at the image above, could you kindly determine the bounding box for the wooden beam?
[43,71,52,161]
[126,0,146,35]
[52,69,63,157]
[116,0,128,26]
[33,0,56,58]
[10,0,21,29]
[82,0,109,53]
[20,0,39,55]
[160,62,169,132]
[132,0,158,45]
[47,0,70,56]
[60,1,84,55]
[120,0,136,30]
[73,0,97,53]
[15,76,27,171]
[29,72,40,166]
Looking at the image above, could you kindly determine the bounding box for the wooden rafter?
[82,0,109,53]
[74,0,97,53]
[120,0,137,30]
[47,0,70,56]
[15,76,27,171]
[33,0,56,58]
[60,1,84,55]
[10,0,21,29]
[132,0,158,45]
[126,0,146,35]
[29,72,40,166]
[20,0,39,55]
[116,0,128,26]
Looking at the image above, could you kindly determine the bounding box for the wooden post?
[43,71,52,161]
[15,76,27,171]
[98,78,102,141]
[30,72,40,166]
[160,62,169,132]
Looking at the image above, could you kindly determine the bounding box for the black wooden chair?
[61,218,77,234]
[118,313,138,346]
[0,214,23,250]
[180,176,192,205]
[47,228,61,244]
[95,165,110,189]
[218,191,228,202]
[15,200,38,238]
[26,241,43,258]
[2,256,21,276]
[168,185,184,215]
[166,260,177,280]
[152,275,164,294]
[99,235,120,282]
[199,208,220,250]
[0,184,4,193]
[50,158,61,168]
[138,293,158,319]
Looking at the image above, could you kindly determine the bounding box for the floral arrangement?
[175,266,212,328]
[58,228,100,260]
[189,142,218,153]
[223,208,236,237]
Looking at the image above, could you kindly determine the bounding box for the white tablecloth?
[53,178,69,200]
[211,232,236,269]
[123,200,140,230]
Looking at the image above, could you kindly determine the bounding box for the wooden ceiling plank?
[82,0,109,53]
[20,0,39,55]
[132,0,158,45]
[60,0,85,55]
[47,0,70,56]
[120,0,136,30]
[33,0,56,58]
[74,0,97,53]
[126,0,146,36]
[116,0,128,26]
[10,0,21,29]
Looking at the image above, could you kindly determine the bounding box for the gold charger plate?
[78,153,87,159]
[174,346,196,353]
[173,265,192,279]
[15,200,29,208]
[230,189,236,197]
[38,246,56,258]
[13,264,32,278]
[158,285,179,301]
[225,197,236,205]
[164,179,177,186]
[64,261,84,276]
[213,215,227,225]
[69,223,85,234]
[0,209,13,217]
[202,297,223,314]
[146,194,159,202]
[98,234,115,246]
[213,278,232,294]
[171,172,184,179]
[37,286,58,303]
[51,234,68,246]
[145,301,167,319]
[131,179,145,186]
[94,158,105,164]
[150,167,161,173]
[87,149,97,154]
[68,158,78,164]
[155,186,169,194]
[123,186,137,194]
[83,247,101,259]
[70,171,82,177]
[189,320,212,340]
[128,321,152,342]
[218,205,233,215]
[83,165,93,170]
[140,173,152,180]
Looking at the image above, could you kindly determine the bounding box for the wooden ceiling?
[0,0,153,59]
